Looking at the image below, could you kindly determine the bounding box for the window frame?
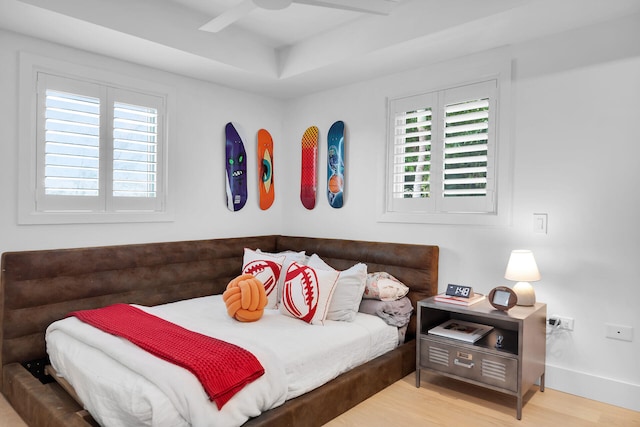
[379,51,513,226]
[18,53,173,224]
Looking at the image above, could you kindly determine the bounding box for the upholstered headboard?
[0,235,438,387]
[275,236,439,339]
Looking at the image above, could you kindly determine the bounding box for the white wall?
[0,29,286,252]
[1,13,639,412]
[280,14,640,411]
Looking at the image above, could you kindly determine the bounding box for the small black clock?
[445,284,474,298]
[488,286,518,311]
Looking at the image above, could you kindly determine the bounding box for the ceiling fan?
[199,0,400,33]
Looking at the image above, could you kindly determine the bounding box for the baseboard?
[545,364,640,412]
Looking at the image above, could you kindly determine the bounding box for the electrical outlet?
[549,315,574,331]
[605,323,633,342]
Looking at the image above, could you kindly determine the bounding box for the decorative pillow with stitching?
[307,254,367,322]
[279,261,339,325]
[257,249,307,306]
[363,271,409,301]
[242,248,285,309]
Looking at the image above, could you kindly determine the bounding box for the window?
[383,74,510,226]
[19,54,170,224]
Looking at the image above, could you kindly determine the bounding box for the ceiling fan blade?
[294,0,399,15]
[199,0,258,33]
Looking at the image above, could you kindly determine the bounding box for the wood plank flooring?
[1,371,638,426]
[0,393,27,426]
[325,372,640,427]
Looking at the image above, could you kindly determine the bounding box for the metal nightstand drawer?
[420,337,518,392]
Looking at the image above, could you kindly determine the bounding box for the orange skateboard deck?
[257,129,274,210]
[300,126,318,210]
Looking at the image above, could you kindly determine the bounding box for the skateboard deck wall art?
[327,120,345,208]
[225,122,247,211]
[300,126,319,210]
[257,128,275,210]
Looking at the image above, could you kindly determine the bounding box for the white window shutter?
[109,89,164,212]
[44,90,101,196]
[387,93,437,213]
[386,79,498,216]
[34,73,165,214]
[439,80,497,213]
[36,74,105,212]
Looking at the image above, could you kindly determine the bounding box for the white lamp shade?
[504,250,541,282]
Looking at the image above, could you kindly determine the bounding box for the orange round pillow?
[222,274,268,322]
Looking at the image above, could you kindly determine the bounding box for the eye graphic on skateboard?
[257,129,275,210]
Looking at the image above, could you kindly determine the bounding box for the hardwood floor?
[1,372,638,426]
[325,372,640,427]
[0,394,27,426]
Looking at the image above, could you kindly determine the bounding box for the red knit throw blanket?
[69,304,265,408]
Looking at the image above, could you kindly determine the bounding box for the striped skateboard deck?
[300,126,318,210]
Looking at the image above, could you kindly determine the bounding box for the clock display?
[445,284,474,298]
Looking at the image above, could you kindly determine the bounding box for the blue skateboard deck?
[225,122,247,211]
[327,121,345,208]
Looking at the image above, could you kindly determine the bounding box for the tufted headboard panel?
[0,235,278,384]
[276,236,439,340]
[1,235,438,388]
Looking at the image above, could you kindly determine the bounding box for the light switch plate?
[533,213,548,234]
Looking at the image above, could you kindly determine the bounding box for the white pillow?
[279,261,339,325]
[257,249,307,306]
[307,254,367,322]
[242,248,286,309]
[363,271,409,301]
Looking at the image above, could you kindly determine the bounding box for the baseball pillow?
[242,248,285,309]
[279,261,339,325]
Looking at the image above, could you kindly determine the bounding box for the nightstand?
[416,296,546,420]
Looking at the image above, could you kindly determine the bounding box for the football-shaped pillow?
[242,249,285,309]
[279,262,339,325]
[223,274,268,322]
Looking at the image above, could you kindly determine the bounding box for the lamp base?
[513,282,536,306]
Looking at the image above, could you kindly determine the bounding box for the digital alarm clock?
[445,284,474,298]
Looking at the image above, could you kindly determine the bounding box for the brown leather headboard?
[276,236,439,340]
[1,235,438,386]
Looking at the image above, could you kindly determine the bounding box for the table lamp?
[504,250,540,306]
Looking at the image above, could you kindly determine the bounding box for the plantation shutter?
[35,74,164,213]
[45,90,101,196]
[386,80,497,215]
[110,88,164,211]
[439,80,496,213]
[36,74,104,211]
[388,92,438,213]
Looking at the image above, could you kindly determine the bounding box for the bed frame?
[1,235,438,427]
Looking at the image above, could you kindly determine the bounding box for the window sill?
[18,211,175,225]
[377,210,508,227]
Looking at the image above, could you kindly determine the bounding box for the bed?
[1,235,439,426]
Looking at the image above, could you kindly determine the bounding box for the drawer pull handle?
[454,359,474,369]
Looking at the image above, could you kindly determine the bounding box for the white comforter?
[46,295,398,427]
